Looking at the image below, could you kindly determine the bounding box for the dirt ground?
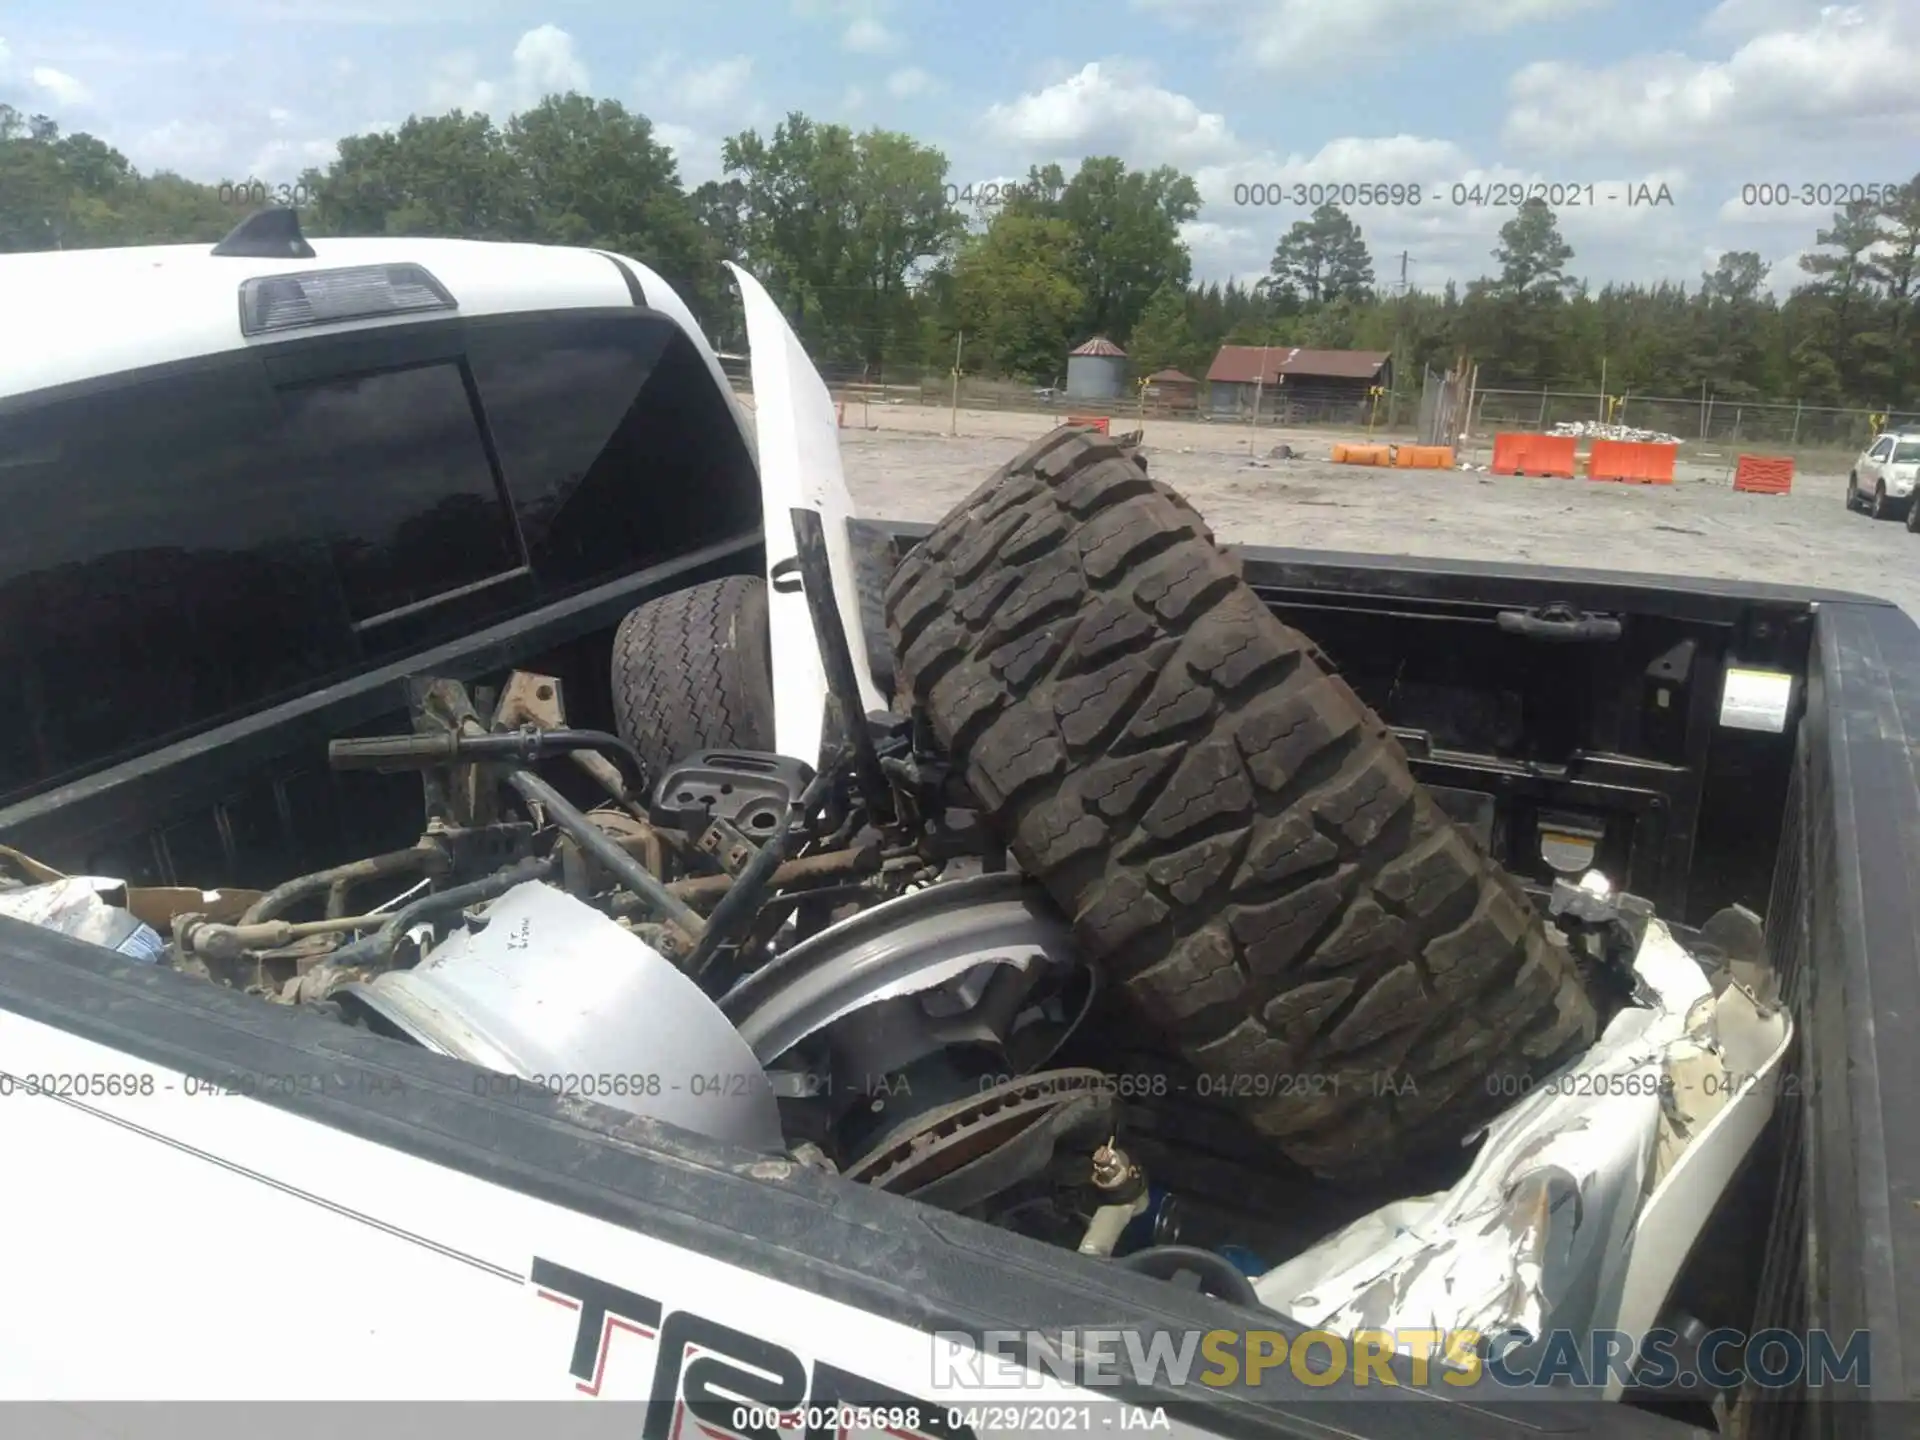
[834,401,1920,622]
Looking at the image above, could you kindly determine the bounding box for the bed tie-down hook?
[1496,602,1623,643]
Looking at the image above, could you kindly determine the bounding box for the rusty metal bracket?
[494,671,638,811]
[698,817,760,877]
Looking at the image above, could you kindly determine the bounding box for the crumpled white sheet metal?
[1255,916,1792,1393]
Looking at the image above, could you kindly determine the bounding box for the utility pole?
[949,331,963,436]
[1249,343,1272,455]
[1390,251,1412,426]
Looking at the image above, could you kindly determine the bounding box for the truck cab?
[0,215,763,880]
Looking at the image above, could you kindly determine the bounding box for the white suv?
[1845,428,1920,520]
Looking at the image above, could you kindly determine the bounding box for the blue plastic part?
[1215,1244,1267,1278]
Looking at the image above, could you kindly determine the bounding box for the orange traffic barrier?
[1734,454,1794,495]
[1393,445,1455,469]
[1586,440,1676,484]
[1332,443,1393,465]
[1067,415,1110,434]
[1491,433,1578,478]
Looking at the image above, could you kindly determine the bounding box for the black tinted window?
[275,362,523,623]
[467,312,761,592]
[0,359,356,799]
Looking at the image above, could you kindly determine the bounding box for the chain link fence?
[728,363,1912,460]
[1472,388,1916,456]
[734,372,1395,427]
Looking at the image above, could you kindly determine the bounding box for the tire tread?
[883,428,1599,1177]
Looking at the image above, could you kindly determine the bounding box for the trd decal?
[530,1257,976,1439]
[531,1256,662,1396]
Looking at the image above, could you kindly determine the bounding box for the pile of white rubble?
[1550,419,1684,445]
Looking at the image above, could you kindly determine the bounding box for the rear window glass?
[0,360,357,797]
[1894,441,1920,463]
[275,362,524,624]
[466,312,760,592]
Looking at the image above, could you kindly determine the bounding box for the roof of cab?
[0,235,692,403]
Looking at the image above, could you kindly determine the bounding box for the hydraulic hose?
[328,728,648,795]
[240,843,450,926]
[321,855,557,969]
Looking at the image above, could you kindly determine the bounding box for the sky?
[1,0,1916,295]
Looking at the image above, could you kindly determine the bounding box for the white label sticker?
[1720,667,1794,732]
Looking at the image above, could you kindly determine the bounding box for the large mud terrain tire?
[884,429,1600,1177]
[612,575,775,779]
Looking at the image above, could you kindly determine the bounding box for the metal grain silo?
[1066,335,1127,400]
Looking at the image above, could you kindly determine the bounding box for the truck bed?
[2,531,1915,1435]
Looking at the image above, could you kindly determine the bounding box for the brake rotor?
[843,1068,1117,1206]
[721,872,1087,1067]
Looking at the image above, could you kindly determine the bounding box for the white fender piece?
[1602,974,1793,1398]
[1256,910,1791,1394]
[726,263,886,767]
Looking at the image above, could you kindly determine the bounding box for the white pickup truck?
[0,209,1915,1440]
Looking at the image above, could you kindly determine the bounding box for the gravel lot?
[835,403,1920,621]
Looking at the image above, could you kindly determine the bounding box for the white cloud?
[885,66,936,98]
[972,71,1690,288]
[1189,138,1473,284]
[655,122,725,186]
[1133,0,1606,75]
[30,65,90,107]
[127,119,237,174]
[113,110,338,182]
[1190,138,1675,274]
[1178,218,1266,287]
[792,0,902,50]
[973,71,1577,288]
[654,120,698,152]
[1763,250,1812,295]
[842,17,900,51]
[1193,133,1472,206]
[842,85,868,109]
[511,24,588,104]
[421,26,587,117]
[247,135,341,178]
[659,55,753,113]
[201,0,516,23]
[1034,111,1705,291]
[1505,1,1920,156]
[426,52,498,113]
[638,51,771,153]
[1699,0,1819,39]
[982,61,1240,168]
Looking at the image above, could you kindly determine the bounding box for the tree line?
[3,96,1917,408]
